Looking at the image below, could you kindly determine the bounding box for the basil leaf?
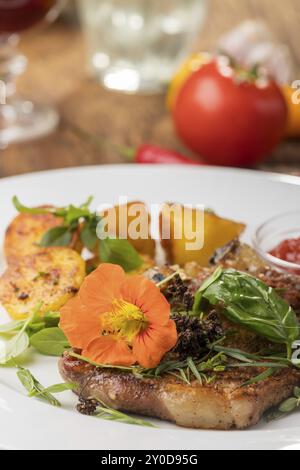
[30,328,70,356]
[100,238,143,272]
[40,227,72,247]
[80,218,100,251]
[193,266,223,314]
[197,269,300,354]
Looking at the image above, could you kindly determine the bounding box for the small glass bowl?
[253,211,300,274]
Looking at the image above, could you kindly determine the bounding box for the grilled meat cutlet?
[59,243,300,430]
[59,352,300,430]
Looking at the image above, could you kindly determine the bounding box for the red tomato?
[173,60,287,167]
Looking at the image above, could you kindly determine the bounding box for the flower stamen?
[103,300,148,343]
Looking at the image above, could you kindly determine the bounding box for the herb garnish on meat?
[193,268,300,359]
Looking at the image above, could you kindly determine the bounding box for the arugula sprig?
[13,196,143,272]
[193,268,300,359]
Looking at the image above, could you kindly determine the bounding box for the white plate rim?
[0,164,300,451]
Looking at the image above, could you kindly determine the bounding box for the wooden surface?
[0,0,300,178]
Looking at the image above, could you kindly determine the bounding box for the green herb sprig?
[0,304,43,365]
[193,268,300,359]
[70,351,227,385]
[0,307,70,360]
[95,399,156,428]
[13,195,100,249]
[13,196,143,272]
[16,365,75,407]
[16,361,153,426]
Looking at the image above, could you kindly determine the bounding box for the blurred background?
[0,0,299,177]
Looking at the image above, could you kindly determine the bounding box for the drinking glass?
[0,0,66,147]
[77,0,208,93]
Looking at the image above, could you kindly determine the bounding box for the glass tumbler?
[77,0,208,93]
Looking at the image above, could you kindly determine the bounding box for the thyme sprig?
[70,351,227,385]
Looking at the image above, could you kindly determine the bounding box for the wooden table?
[1,0,300,178]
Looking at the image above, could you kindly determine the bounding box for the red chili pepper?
[135,144,205,166]
[69,125,205,166]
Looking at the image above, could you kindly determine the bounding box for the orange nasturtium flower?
[59,263,177,368]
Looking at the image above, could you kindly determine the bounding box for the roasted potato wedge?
[160,203,245,267]
[5,209,83,264]
[100,201,156,258]
[0,247,86,320]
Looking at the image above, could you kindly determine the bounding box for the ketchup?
[270,237,300,265]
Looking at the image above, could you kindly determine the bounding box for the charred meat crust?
[59,353,300,430]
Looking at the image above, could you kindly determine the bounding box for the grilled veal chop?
[59,242,300,430]
[59,352,300,430]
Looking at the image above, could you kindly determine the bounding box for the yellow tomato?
[167,52,212,110]
[282,85,300,138]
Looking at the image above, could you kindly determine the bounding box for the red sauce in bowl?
[270,237,300,265]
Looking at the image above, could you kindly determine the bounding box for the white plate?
[0,165,300,451]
